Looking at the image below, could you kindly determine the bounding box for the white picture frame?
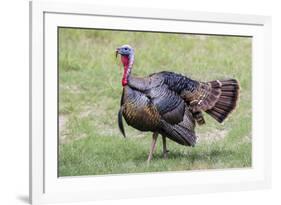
[30,0,272,204]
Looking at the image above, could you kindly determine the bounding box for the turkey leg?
[147,132,158,163]
[162,136,169,159]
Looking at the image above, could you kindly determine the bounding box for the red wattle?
[122,65,129,86]
[121,55,129,66]
[122,78,128,86]
[121,55,130,86]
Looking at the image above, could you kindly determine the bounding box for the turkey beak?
[115,48,120,58]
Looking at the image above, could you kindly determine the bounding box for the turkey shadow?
[132,147,236,162]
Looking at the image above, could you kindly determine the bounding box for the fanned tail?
[206,79,239,123]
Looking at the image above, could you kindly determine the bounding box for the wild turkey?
[116,44,239,163]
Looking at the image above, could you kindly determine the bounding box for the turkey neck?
[121,54,134,86]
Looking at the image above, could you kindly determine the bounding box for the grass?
[58,28,252,176]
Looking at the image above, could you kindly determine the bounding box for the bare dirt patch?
[59,115,68,144]
[59,114,88,144]
[60,84,81,94]
[197,129,228,143]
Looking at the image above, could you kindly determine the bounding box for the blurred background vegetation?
[58,28,252,176]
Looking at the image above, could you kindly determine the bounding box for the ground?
[58,28,252,176]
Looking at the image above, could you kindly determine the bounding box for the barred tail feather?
[206,79,239,123]
[192,111,205,125]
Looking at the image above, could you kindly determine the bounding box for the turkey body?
[116,45,239,162]
[120,72,199,146]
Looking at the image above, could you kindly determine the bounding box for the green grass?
[58,28,252,176]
